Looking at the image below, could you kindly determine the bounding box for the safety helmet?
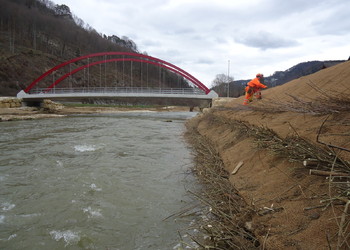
[256,73,264,78]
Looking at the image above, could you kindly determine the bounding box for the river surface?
[0,111,198,250]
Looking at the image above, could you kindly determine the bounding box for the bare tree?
[211,73,234,97]
[54,4,71,17]
[212,73,233,87]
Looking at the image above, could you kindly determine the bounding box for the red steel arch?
[45,58,204,92]
[25,52,210,94]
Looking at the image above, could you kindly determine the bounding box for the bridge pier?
[21,100,42,107]
[17,91,42,107]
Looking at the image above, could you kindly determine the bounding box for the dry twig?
[184,120,259,249]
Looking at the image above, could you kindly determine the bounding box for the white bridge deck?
[18,87,218,101]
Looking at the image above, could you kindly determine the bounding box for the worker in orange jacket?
[243,73,267,105]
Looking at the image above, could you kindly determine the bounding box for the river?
[0,111,199,249]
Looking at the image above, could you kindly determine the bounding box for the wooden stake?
[309,169,350,177]
[303,159,319,167]
[231,161,244,175]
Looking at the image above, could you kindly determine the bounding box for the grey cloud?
[260,0,341,19]
[58,0,350,83]
[235,31,299,50]
[140,39,161,47]
[195,58,215,65]
[311,3,349,36]
[164,27,195,36]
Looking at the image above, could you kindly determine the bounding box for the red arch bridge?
[17,52,218,106]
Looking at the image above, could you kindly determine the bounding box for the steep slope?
[265,60,345,87]
[213,60,345,98]
[187,60,350,249]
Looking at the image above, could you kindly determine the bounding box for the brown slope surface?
[188,60,350,249]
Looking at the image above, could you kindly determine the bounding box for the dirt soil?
[187,60,350,249]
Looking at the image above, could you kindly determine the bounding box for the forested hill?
[0,0,189,96]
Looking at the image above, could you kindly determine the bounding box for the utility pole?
[227,59,230,97]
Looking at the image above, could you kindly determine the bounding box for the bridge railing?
[28,87,207,95]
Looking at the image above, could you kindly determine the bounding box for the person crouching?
[243,73,267,105]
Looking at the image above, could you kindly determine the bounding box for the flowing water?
[0,111,198,249]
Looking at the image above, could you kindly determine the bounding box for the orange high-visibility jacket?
[247,77,267,89]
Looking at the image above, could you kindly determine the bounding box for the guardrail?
[29,87,207,95]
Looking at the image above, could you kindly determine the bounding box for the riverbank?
[185,61,350,249]
[0,104,195,121]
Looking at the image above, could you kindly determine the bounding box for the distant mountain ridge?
[212,60,346,97]
[236,60,345,87]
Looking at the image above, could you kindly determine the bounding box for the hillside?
[186,60,350,249]
[266,60,345,87]
[213,60,345,98]
[239,60,345,88]
[0,0,189,96]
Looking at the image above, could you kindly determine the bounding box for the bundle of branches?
[277,91,350,115]
[210,113,349,188]
[185,121,259,249]
[306,80,350,113]
[252,80,350,115]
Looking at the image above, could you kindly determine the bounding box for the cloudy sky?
[55,0,349,88]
